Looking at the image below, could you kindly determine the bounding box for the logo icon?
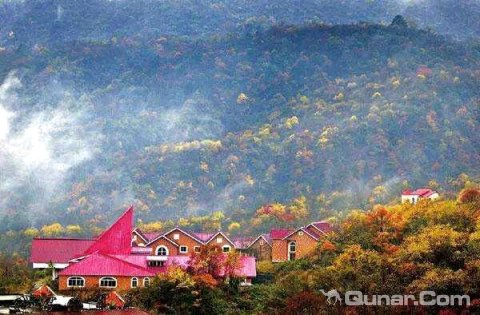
[320,289,342,305]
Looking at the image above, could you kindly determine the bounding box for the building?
[271,221,332,262]
[401,188,439,204]
[243,234,272,262]
[30,207,256,291]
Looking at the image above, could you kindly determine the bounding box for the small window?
[148,261,164,267]
[156,246,169,256]
[173,233,180,240]
[143,277,151,287]
[194,246,200,253]
[259,240,264,245]
[298,231,304,236]
[180,246,188,253]
[99,277,117,288]
[67,277,85,288]
[216,237,223,243]
[222,245,231,253]
[131,277,138,288]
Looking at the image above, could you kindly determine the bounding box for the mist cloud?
[0,73,103,215]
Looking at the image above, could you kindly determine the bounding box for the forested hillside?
[1,0,479,42]
[0,13,479,236]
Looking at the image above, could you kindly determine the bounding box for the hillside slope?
[0,21,479,230]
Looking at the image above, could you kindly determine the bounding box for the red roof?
[59,252,155,277]
[270,229,293,239]
[83,206,133,255]
[30,238,95,263]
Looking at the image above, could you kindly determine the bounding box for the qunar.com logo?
[320,289,470,306]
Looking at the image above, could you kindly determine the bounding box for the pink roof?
[83,206,133,255]
[402,188,436,197]
[30,238,95,263]
[217,256,256,278]
[113,255,191,269]
[270,229,293,239]
[59,252,155,277]
[191,232,214,242]
[310,221,333,233]
[305,226,323,239]
[232,236,255,249]
[144,232,161,241]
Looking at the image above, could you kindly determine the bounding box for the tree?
[458,188,480,205]
[391,15,408,28]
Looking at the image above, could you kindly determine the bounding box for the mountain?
[0,10,479,231]
[0,0,479,45]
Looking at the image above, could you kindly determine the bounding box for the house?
[401,188,439,204]
[30,207,257,292]
[271,221,332,262]
[243,234,272,261]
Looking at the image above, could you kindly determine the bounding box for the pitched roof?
[83,206,133,255]
[205,231,236,247]
[30,238,95,263]
[231,236,255,249]
[270,229,293,239]
[59,252,155,277]
[132,228,149,243]
[191,232,215,242]
[282,227,319,241]
[309,221,333,234]
[133,228,162,243]
[144,232,161,241]
[402,188,436,197]
[146,227,205,246]
[247,234,272,248]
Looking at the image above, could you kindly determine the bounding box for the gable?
[205,232,235,248]
[164,228,203,245]
[83,206,133,256]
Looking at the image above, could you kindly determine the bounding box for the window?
[216,237,223,243]
[298,231,304,236]
[222,245,231,253]
[179,246,188,253]
[259,240,264,245]
[288,241,296,261]
[148,261,164,267]
[156,246,169,256]
[67,277,85,288]
[131,277,138,288]
[99,277,117,288]
[143,277,151,287]
[173,233,180,240]
[194,246,200,253]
